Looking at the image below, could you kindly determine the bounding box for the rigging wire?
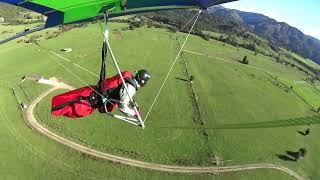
[49,51,99,78]
[46,53,106,99]
[144,10,202,123]
[31,40,100,78]
[99,13,145,127]
[34,17,141,126]
[179,11,202,32]
[47,50,132,114]
[34,43,123,111]
[34,9,202,127]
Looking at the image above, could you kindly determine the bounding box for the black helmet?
[135,69,151,86]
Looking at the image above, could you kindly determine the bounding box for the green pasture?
[184,37,308,83]
[203,30,314,76]
[1,22,320,179]
[3,87,274,180]
[291,52,320,71]
[183,34,320,179]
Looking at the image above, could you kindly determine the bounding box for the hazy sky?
[223,0,320,40]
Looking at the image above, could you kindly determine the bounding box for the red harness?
[51,71,133,118]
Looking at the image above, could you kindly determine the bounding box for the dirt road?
[25,79,304,180]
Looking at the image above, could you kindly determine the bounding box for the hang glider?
[0,0,238,45]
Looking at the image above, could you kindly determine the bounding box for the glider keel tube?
[0,25,45,45]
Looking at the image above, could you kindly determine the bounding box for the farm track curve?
[24,79,304,180]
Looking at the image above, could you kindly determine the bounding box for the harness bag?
[51,86,95,118]
[51,71,135,118]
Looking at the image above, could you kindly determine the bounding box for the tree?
[129,24,135,30]
[26,35,40,44]
[242,56,249,64]
[276,54,281,61]
[24,13,33,19]
[243,43,256,51]
[305,128,310,135]
[168,26,177,33]
[190,75,195,82]
[219,35,224,42]
[147,21,153,28]
[201,33,210,41]
[299,148,307,158]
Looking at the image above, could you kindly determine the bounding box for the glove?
[130,100,139,108]
[134,110,141,117]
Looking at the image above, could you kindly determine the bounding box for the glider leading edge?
[0,0,238,45]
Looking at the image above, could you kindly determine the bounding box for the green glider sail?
[0,0,237,44]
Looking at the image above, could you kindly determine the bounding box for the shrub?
[147,21,153,28]
[17,39,23,44]
[219,35,224,41]
[168,26,177,33]
[129,24,135,30]
[190,75,195,82]
[242,56,249,64]
[201,33,210,41]
[244,43,256,51]
[299,148,307,158]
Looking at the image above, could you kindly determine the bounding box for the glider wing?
[0,0,237,44]
[0,0,238,28]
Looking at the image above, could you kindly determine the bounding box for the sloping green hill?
[0,3,26,22]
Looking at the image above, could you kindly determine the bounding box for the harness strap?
[125,78,138,91]
[97,41,107,92]
[97,15,108,93]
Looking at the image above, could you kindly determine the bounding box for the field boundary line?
[183,49,316,110]
[24,79,304,180]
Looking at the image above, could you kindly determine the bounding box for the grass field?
[291,53,320,71]
[1,21,320,179]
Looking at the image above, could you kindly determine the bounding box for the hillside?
[0,3,26,22]
[139,10,320,79]
[209,6,320,64]
[143,7,320,65]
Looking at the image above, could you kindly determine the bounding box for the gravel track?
[24,79,304,180]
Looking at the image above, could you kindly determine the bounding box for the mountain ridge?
[210,6,320,64]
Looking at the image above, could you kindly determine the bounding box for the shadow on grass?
[276,150,303,162]
[286,150,300,160]
[157,115,320,130]
[276,154,297,162]
[231,57,245,64]
[297,130,306,136]
[297,128,310,136]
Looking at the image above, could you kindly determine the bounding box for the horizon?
[223,0,320,40]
